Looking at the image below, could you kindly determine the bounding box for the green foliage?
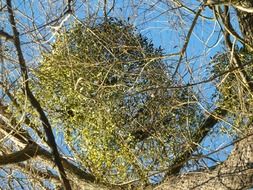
[30,19,199,183]
[211,48,253,134]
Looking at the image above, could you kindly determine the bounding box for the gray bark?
[155,132,253,190]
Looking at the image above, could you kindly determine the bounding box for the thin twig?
[6,0,72,189]
[172,4,205,78]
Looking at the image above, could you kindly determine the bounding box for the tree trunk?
[155,132,253,190]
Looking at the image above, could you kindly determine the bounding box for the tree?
[25,18,200,184]
[155,1,253,189]
[0,0,253,189]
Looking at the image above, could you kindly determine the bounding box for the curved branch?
[6,0,72,189]
[155,132,253,190]
[0,101,96,183]
[0,30,14,42]
[0,143,39,165]
[166,107,227,175]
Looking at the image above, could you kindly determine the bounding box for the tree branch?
[221,6,253,91]
[0,102,96,183]
[165,107,227,176]
[6,0,72,188]
[155,132,253,190]
[0,143,39,165]
[0,30,14,42]
[172,4,204,78]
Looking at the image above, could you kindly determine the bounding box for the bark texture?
[236,0,253,46]
[155,133,253,190]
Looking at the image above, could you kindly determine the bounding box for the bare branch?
[165,107,227,175]
[155,132,253,190]
[0,30,13,42]
[6,0,72,189]
[172,4,204,78]
[0,101,96,183]
[0,143,39,165]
